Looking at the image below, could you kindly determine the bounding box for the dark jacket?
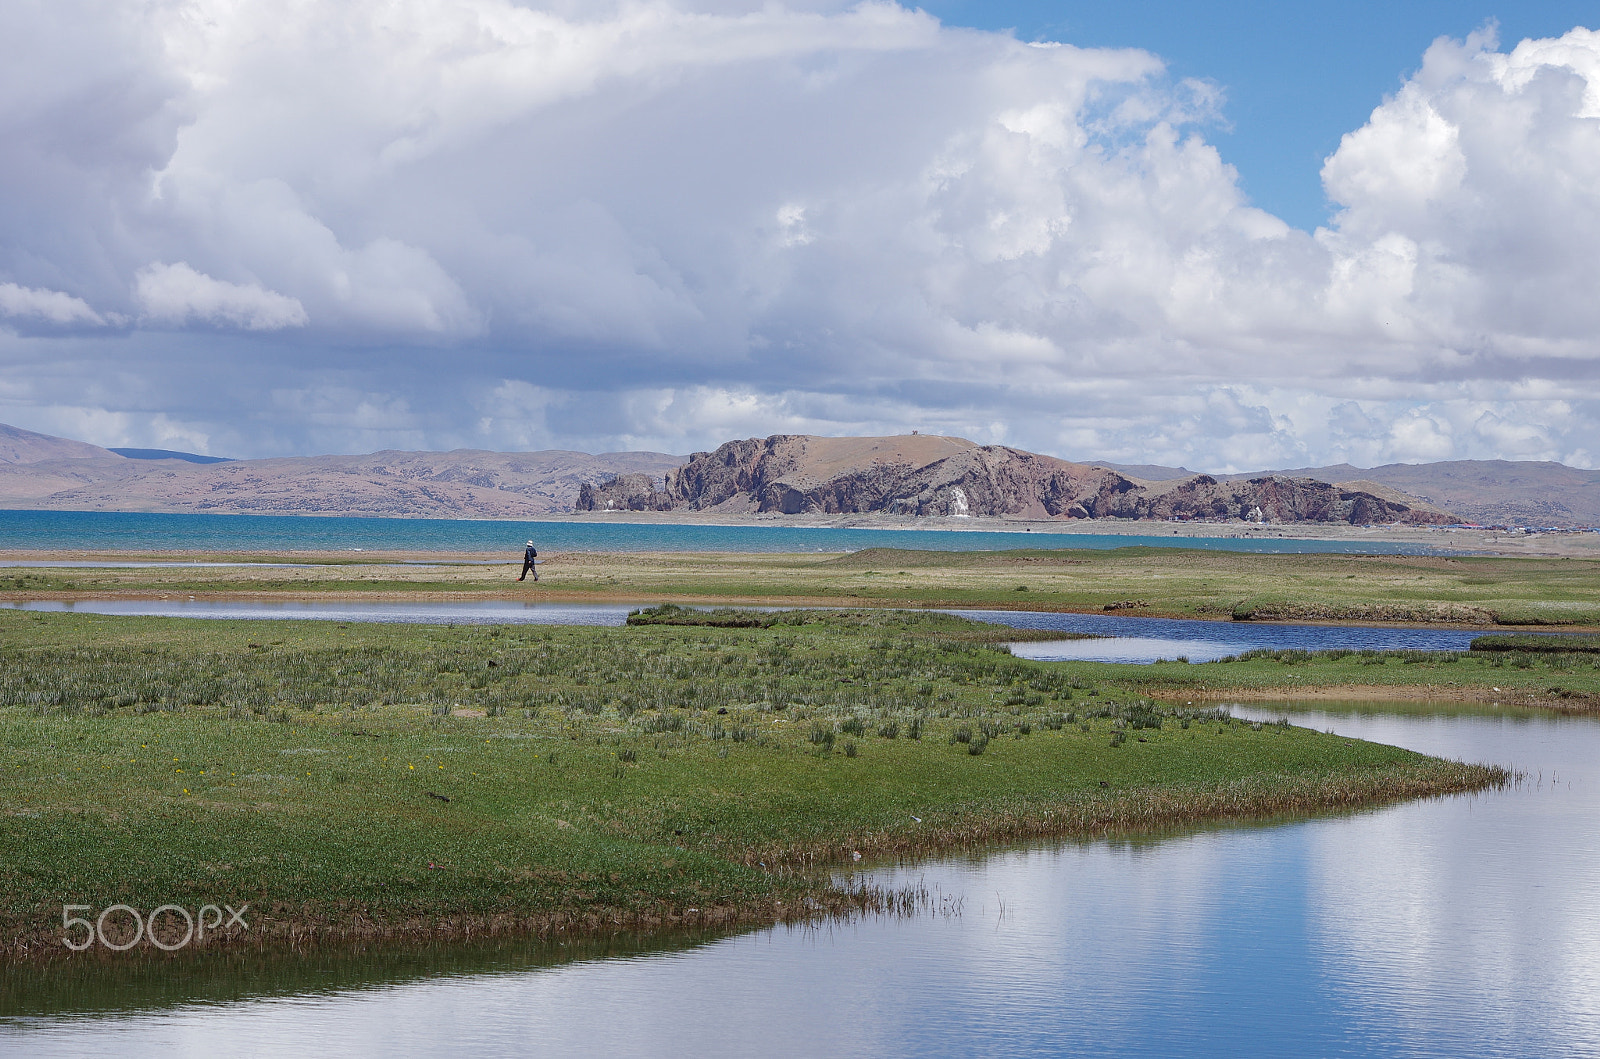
[523,545,537,562]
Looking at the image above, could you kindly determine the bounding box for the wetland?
[5,533,1600,1054]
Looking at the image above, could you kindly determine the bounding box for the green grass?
[8,546,1600,626]
[0,608,1506,959]
[1086,644,1600,710]
[1470,633,1600,653]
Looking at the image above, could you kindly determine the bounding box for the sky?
[925,2,1600,231]
[1,1,1598,471]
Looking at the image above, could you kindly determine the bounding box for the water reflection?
[0,931,731,1021]
[958,608,1481,664]
[1011,634,1234,663]
[1231,705,1600,1056]
[4,703,1598,1057]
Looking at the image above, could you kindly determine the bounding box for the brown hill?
[0,422,120,464]
[0,425,681,517]
[579,435,1455,525]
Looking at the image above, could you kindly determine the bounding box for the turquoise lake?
[0,509,1449,555]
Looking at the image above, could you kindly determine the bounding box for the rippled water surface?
[4,701,1596,1057]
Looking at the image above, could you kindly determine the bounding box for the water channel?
[3,696,1594,1056]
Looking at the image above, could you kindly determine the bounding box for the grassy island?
[0,606,1505,960]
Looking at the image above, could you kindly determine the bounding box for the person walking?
[518,540,538,581]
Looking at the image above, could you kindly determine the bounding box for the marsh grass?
[1471,634,1600,653]
[0,607,1507,960]
[1154,641,1600,710]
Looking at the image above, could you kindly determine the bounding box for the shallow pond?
[972,610,1482,663]
[3,700,1596,1057]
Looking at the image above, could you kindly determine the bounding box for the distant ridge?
[1091,461,1195,481]
[0,422,681,517]
[109,447,233,464]
[0,422,118,464]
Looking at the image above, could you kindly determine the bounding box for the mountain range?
[0,422,679,519]
[1,421,1595,527]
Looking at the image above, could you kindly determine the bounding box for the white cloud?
[0,403,213,454]
[0,4,1597,468]
[1322,88,1465,222]
[1319,26,1600,356]
[1386,409,1456,462]
[0,282,106,326]
[135,262,307,330]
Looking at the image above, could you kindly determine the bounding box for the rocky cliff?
[578,434,1457,525]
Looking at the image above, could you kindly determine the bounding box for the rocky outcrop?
[1124,474,1444,523]
[576,473,676,512]
[577,435,1457,525]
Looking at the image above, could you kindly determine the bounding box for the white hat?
[527,540,534,546]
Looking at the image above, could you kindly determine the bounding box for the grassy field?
[6,546,1599,626]
[0,607,1506,960]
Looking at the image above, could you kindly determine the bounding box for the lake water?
[0,509,1453,556]
[3,700,1593,1057]
[0,599,1484,661]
